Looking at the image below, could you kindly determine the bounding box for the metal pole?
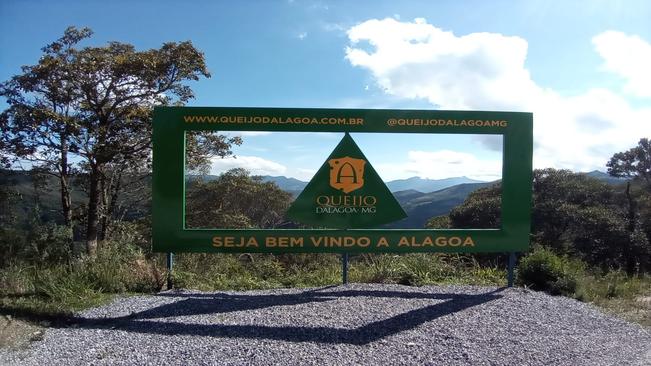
[167,252,174,290]
[342,252,349,285]
[507,252,516,287]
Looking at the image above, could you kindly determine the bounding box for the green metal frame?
[153,107,533,254]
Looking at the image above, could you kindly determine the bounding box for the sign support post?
[507,252,516,287]
[342,253,349,284]
[167,252,174,290]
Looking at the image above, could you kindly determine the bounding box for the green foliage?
[0,26,226,254]
[0,218,72,268]
[532,169,618,250]
[444,168,651,272]
[517,248,580,296]
[353,254,406,283]
[607,137,651,187]
[30,265,100,306]
[425,215,450,229]
[449,184,501,228]
[2,246,649,327]
[185,131,242,174]
[185,169,292,229]
[0,234,164,315]
[157,253,508,291]
[575,270,650,300]
[350,253,505,286]
[23,222,72,265]
[572,270,651,326]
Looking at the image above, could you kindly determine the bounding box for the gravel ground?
[1,284,650,365]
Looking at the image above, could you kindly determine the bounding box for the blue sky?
[2,0,650,181]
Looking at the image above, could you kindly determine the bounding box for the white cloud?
[376,150,502,181]
[297,32,308,40]
[294,168,317,181]
[210,155,287,176]
[345,17,537,110]
[593,31,651,98]
[345,18,651,172]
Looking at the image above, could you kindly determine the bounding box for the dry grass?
[593,296,651,328]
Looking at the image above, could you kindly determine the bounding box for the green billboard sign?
[152,107,533,254]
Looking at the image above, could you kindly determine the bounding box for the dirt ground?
[0,316,44,351]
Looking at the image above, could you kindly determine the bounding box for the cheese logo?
[328,157,365,193]
[286,133,407,228]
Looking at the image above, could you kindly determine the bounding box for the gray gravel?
[1,284,649,365]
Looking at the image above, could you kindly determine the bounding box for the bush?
[517,248,579,296]
[0,238,163,303]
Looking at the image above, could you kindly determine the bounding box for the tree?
[185,131,241,174]
[607,138,651,187]
[1,26,237,255]
[608,138,651,271]
[607,138,651,230]
[441,169,651,272]
[0,28,90,227]
[185,169,292,229]
[448,184,501,229]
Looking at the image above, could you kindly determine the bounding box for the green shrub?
[171,270,199,289]
[517,248,578,296]
[353,254,405,283]
[20,223,72,265]
[0,263,36,295]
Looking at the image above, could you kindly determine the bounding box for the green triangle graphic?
[286,133,407,229]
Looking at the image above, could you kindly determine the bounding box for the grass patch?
[1,247,649,331]
[0,242,164,323]
[575,271,651,327]
[171,253,507,290]
[350,254,506,286]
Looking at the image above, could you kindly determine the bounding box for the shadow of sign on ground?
[56,288,504,345]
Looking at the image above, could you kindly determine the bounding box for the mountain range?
[385,176,486,193]
[1,169,628,229]
[257,175,493,228]
[386,182,493,228]
[258,172,627,229]
[259,175,485,194]
[583,170,628,185]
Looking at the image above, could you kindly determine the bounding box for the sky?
[1,0,650,182]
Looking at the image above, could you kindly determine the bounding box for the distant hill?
[259,176,308,192]
[386,176,486,193]
[583,170,628,185]
[1,169,149,225]
[0,169,85,224]
[392,189,427,202]
[385,182,494,228]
